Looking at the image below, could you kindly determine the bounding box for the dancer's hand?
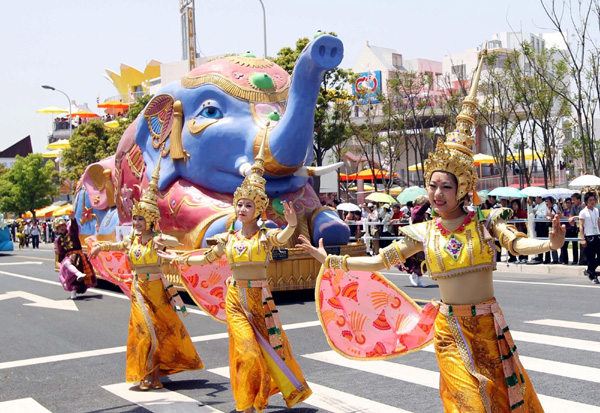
[283,200,297,227]
[296,235,327,264]
[89,245,100,258]
[153,234,168,250]
[156,249,177,261]
[549,214,566,250]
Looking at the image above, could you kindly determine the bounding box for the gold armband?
[325,254,350,271]
[173,255,190,267]
[379,241,406,270]
[99,242,112,252]
[204,247,218,264]
[498,225,527,257]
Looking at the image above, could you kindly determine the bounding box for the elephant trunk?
[262,34,344,177]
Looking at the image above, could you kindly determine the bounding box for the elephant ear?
[144,94,175,150]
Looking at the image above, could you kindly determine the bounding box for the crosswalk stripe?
[525,319,600,332]
[208,366,412,413]
[0,319,320,371]
[102,382,224,413]
[511,330,600,352]
[584,313,600,317]
[0,261,43,266]
[0,397,51,412]
[494,279,600,289]
[421,346,600,383]
[303,351,600,413]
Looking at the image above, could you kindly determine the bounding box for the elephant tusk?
[187,118,218,135]
[294,162,344,177]
[238,162,252,177]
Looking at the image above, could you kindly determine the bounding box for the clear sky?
[0,0,555,154]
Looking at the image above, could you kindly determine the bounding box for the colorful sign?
[353,71,381,104]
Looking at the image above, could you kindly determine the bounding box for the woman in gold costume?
[298,48,565,412]
[158,138,311,413]
[89,160,203,390]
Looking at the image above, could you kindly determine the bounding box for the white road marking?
[584,313,600,318]
[0,319,318,371]
[421,346,600,383]
[494,279,600,289]
[0,290,78,311]
[0,397,51,412]
[102,382,224,412]
[0,261,43,266]
[208,366,412,413]
[525,319,600,332]
[304,351,600,413]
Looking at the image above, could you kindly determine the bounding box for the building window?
[451,64,466,80]
[392,53,403,69]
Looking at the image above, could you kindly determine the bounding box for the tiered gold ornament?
[424,45,488,204]
[131,158,162,229]
[232,124,269,219]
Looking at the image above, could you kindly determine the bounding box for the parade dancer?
[89,160,203,390]
[298,47,565,412]
[54,214,97,299]
[159,137,311,413]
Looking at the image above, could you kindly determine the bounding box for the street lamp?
[258,0,267,58]
[42,85,72,138]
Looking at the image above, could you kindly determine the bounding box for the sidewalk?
[495,249,587,277]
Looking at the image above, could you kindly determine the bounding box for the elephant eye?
[199,106,223,119]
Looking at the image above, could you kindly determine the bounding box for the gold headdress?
[424,45,487,204]
[52,217,66,231]
[232,126,269,219]
[131,158,161,230]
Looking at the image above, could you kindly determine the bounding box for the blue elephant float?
[74,34,350,257]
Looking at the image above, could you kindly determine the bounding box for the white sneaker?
[409,274,418,287]
[417,278,427,288]
[69,291,77,300]
[76,272,86,280]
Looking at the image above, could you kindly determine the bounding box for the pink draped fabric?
[85,237,133,297]
[316,267,438,360]
[178,253,230,323]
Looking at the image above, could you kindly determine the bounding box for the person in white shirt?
[30,220,41,249]
[578,191,600,283]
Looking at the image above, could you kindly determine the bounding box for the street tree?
[61,94,152,185]
[0,154,59,218]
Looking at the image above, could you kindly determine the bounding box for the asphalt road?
[0,243,598,413]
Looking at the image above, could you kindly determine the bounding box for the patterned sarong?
[435,299,543,412]
[226,280,311,412]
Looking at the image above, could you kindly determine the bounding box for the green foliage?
[0,154,59,216]
[61,94,153,186]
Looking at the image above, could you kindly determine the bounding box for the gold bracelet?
[325,255,332,269]
[204,249,217,264]
[379,241,406,269]
[328,255,345,270]
[341,255,350,272]
[99,242,111,252]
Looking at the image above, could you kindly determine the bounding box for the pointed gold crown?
[132,158,161,229]
[233,126,269,218]
[424,44,487,202]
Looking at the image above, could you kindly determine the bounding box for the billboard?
[353,71,382,104]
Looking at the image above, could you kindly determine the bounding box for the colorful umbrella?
[477,189,490,199]
[70,110,99,118]
[397,186,427,204]
[520,186,547,197]
[568,174,600,189]
[36,106,68,114]
[365,192,398,204]
[47,139,71,150]
[52,204,73,217]
[542,188,574,199]
[42,151,60,158]
[473,153,495,165]
[336,203,361,212]
[98,100,130,109]
[389,186,403,195]
[488,187,525,198]
[347,183,375,192]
